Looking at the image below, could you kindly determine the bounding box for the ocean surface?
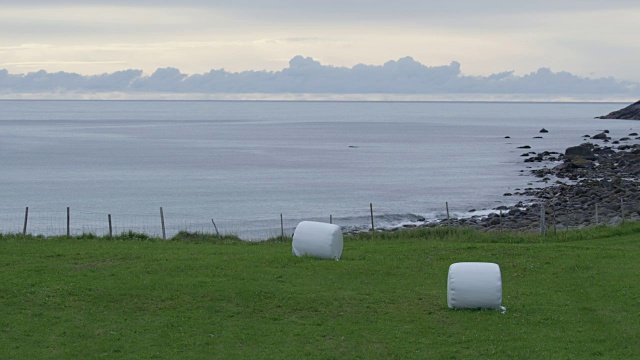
[0,100,637,239]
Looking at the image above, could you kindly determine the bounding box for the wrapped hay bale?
[292,221,343,260]
[447,262,503,310]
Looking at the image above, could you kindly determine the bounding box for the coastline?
[357,129,640,235]
[439,130,640,232]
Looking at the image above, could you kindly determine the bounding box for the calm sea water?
[0,100,636,239]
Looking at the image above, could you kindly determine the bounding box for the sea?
[0,100,637,239]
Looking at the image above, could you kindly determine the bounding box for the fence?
[0,198,637,240]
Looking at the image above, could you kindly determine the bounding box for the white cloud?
[1,56,637,99]
[0,1,639,83]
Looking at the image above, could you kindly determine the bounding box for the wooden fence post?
[211,219,220,238]
[160,207,166,240]
[23,207,28,235]
[446,202,451,229]
[540,202,546,236]
[595,203,599,226]
[108,214,113,238]
[67,207,70,237]
[499,210,503,233]
[330,215,332,224]
[280,213,284,241]
[621,198,625,223]
[370,203,375,234]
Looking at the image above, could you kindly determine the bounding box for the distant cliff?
[597,100,640,120]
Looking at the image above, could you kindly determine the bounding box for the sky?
[1,1,640,98]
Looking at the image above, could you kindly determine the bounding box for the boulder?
[565,144,596,160]
[592,132,608,140]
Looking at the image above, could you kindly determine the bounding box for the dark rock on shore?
[597,100,640,120]
[417,131,640,233]
[592,132,609,140]
[473,132,640,231]
[348,130,640,236]
[565,143,596,160]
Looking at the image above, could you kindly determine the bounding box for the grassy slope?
[0,225,639,359]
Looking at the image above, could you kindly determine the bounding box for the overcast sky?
[1,1,640,87]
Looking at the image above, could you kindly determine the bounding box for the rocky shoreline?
[441,130,640,232]
[354,128,640,235]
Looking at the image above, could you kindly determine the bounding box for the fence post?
[23,207,28,235]
[446,202,451,230]
[330,215,332,224]
[540,202,546,236]
[280,213,284,241]
[499,210,503,233]
[370,203,375,234]
[211,219,220,238]
[552,205,557,235]
[67,207,70,237]
[595,203,599,226]
[160,207,166,240]
[621,198,625,223]
[108,214,113,238]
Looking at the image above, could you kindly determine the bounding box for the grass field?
[1,224,639,359]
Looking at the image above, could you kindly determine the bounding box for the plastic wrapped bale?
[447,262,503,310]
[292,221,343,260]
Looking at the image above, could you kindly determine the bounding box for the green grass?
[1,224,639,359]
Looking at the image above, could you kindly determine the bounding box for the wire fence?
[1,195,638,240]
[0,207,292,240]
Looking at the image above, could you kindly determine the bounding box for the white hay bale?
[447,262,503,310]
[292,221,343,260]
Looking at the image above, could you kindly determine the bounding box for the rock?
[540,128,549,133]
[629,132,638,136]
[504,136,511,139]
[597,101,640,120]
[518,145,531,149]
[565,143,596,160]
[592,132,608,140]
[533,136,543,139]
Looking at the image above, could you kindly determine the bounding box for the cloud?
[0,56,637,98]
[0,68,142,92]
